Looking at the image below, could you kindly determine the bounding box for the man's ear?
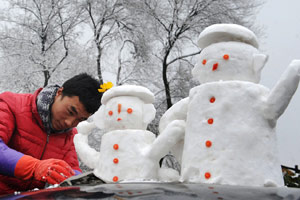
[93,105,106,129]
[143,104,156,125]
[56,87,63,97]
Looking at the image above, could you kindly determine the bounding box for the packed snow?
[74,24,300,187]
[74,85,184,183]
[159,24,300,187]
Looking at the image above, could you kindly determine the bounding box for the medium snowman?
[159,24,300,187]
[74,85,184,183]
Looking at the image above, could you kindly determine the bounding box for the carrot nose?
[118,104,121,114]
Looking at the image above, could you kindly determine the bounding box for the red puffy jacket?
[0,88,81,194]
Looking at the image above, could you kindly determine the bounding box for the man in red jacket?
[0,73,102,195]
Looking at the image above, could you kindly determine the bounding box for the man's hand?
[33,159,75,184]
[15,155,75,185]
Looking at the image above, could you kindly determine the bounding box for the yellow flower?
[98,82,113,93]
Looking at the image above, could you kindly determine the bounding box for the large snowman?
[159,24,300,187]
[74,85,184,183]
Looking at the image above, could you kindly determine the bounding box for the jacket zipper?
[28,134,50,190]
[40,134,50,159]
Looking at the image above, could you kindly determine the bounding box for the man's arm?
[0,99,23,176]
[0,137,75,184]
[0,100,75,184]
[0,138,23,176]
[0,100,16,144]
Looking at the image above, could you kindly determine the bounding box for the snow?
[197,23,259,49]
[192,42,266,83]
[94,96,155,131]
[75,24,300,187]
[181,81,282,186]
[74,85,184,183]
[101,85,155,105]
[160,24,300,187]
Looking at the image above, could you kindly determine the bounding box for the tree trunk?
[162,56,172,109]
[41,34,49,87]
[96,45,103,85]
[43,70,50,87]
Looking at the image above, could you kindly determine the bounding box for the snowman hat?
[101,85,155,105]
[198,24,259,49]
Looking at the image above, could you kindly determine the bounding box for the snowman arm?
[76,121,97,135]
[147,120,185,161]
[159,97,189,133]
[266,60,300,120]
[73,133,99,169]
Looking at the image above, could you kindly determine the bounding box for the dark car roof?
[2,172,300,200]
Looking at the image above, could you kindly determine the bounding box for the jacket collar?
[31,88,45,131]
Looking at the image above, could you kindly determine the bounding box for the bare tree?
[81,0,126,85]
[0,0,84,89]
[115,22,153,86]
[125,0,262,109]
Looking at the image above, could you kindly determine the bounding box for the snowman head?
[192,24,268,84]
[93,85,156,131]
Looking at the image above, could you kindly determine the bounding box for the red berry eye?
[108,111,113,116]
[127,108,133,114]
[223,54,229,60]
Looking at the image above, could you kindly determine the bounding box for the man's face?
[51,88,90,131]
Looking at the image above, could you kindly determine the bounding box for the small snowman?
[159,24,300,187]
[74,84,184,183]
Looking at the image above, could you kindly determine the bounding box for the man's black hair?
[62,73,102,114]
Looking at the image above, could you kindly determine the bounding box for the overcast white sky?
[257,0,300,166]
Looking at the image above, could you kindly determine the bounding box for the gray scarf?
[36,85,71,134]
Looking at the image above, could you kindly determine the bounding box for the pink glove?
[15,155,75,185]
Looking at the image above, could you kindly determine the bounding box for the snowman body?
[159,24,300,187]
[75,85,185,183]
[178,25,287,186]
[94,130,158,182]
[181,81,284,186]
